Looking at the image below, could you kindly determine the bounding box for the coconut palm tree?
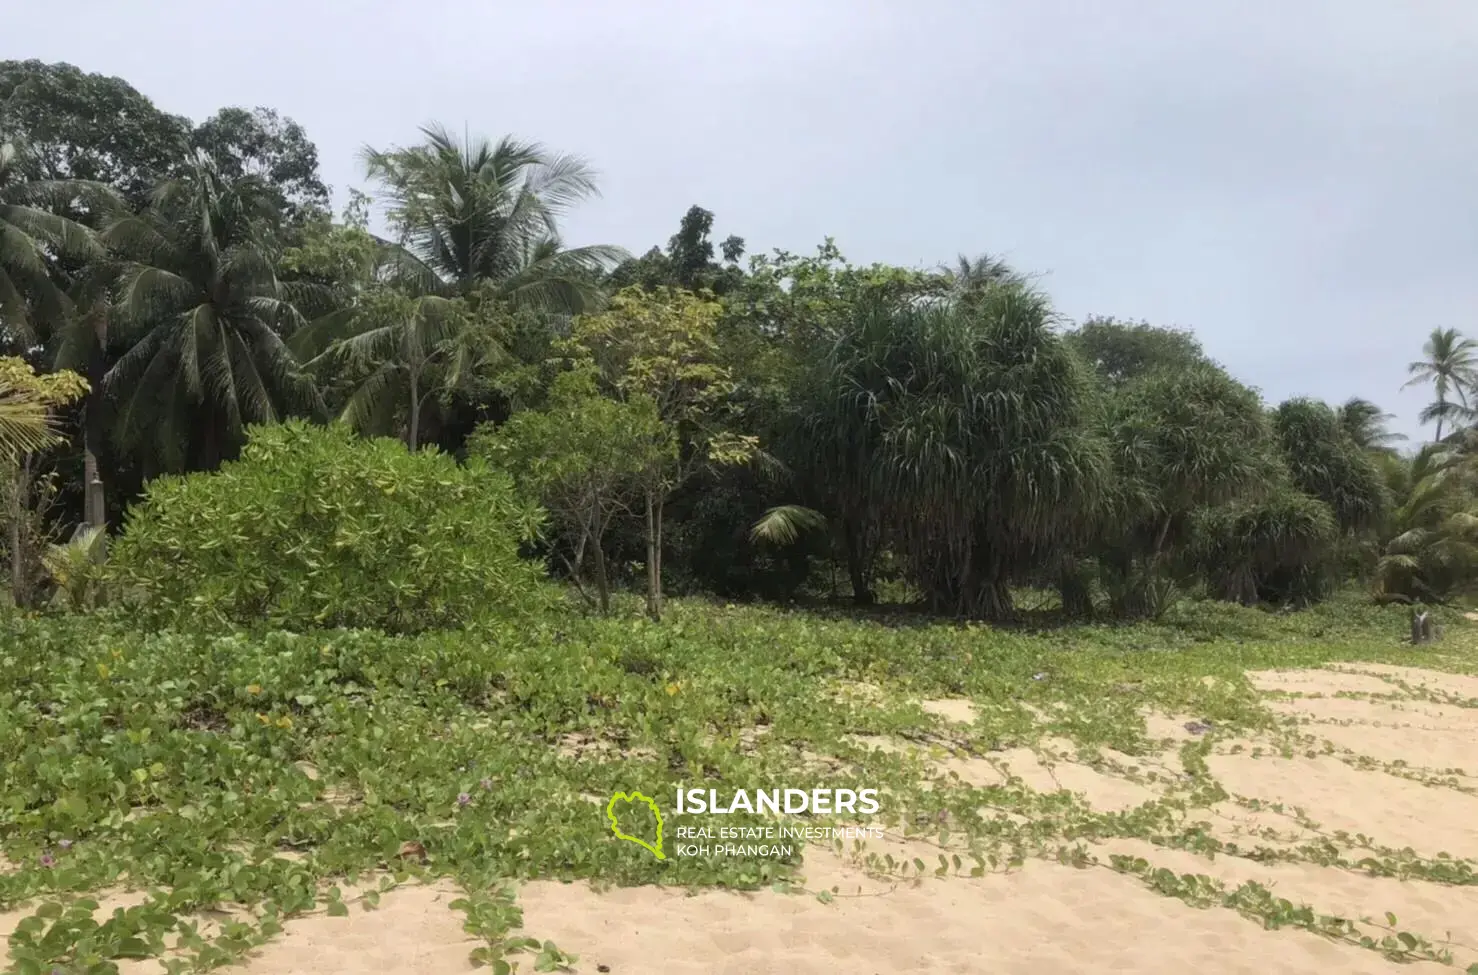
[1404,327,1478,442]
[293,288,483,451]
[361,123,626,310]
[941,253,1018,298]
[100,153,322,471]
[0,140,106,345]
[1374,442,1478,602]
[1335,397,1405,454]
[1,140,121,526]
[306,124,627,449]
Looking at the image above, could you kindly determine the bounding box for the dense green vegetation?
[108,422,546,634]
[3,57,1478,974]
[1,594,1474,972]
[4,57,1477,616]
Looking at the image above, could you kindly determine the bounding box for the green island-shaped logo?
[606,790,665,860]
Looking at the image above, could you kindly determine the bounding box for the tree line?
[2,58,1475,620]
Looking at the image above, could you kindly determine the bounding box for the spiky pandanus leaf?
[1272,397,1389,534]
[799,279,1110,618]
[1093,361,1284,615]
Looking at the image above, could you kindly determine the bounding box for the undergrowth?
[0,590,1473,973]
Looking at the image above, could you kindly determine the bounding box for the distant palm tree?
[101,154,321,470]
[940,253,1019,304]
[1335,397,1405,454]
[1404,327,1478,442]
[362,123,626,311]
[305,124,628,449]
[293,289,478,451]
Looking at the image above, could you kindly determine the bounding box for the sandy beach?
[7,659,1473,975]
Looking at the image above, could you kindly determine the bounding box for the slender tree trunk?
[83,444,104,527]
[592,527,611,614]
[9,456,30,609]
[84,305,108,533]
[9,461,23,608]
[559,526,596,609]
[841,518,874,605]
[1130,512,1177,618]
[408,371,421,451]
[1059,556,1093,618]
[1151,513,1173,563]
[644,487,661,620]
[654,494,665,618]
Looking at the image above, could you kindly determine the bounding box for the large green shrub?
[110,421,547,632]
[1189,489,1337,607]
[1271,398,1389,534]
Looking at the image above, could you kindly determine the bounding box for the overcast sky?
[7,0,1476,442]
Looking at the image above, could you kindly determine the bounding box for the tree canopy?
[1,57,1466,620]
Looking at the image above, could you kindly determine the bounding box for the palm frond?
[750,505,828,545]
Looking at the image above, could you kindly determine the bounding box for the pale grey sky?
[8,0,1477,441]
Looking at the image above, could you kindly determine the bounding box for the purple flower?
[457,792,471,807]
[479,778,493,791]
[58,839,72,851]
[39,852,56,868]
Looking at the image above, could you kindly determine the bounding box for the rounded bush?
[110,421,547,633]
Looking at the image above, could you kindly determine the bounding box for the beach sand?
[4,663,1474,974]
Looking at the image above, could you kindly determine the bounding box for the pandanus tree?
[746,254,952,604]
[1189,489,1337,606]
[99,154,322,472]
[1271,398,1388,536]
[784,280,1110,618]
[767,296,900,605]
[1102,363,1277,614]
[882,284,1111,618]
